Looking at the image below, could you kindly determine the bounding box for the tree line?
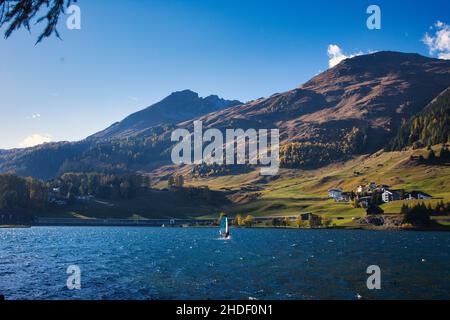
[401,201,450,227]
[50,172,152,201]
[409,145,450,163]
[0,174,47,222]
[389,87,450,151]
[280,126,370,168]
[233,214,255,227]
[0,172,152,215]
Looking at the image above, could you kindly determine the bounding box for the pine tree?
[388,87,450,151]
[439,146,450,159]
[0,0,77,43]
[440,200,446,213]
[435,202,442,213]
[168,176,175,188]
[175,174,184,187]
[400,203,409,214]
[427,149,436,161]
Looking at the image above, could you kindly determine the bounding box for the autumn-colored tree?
[322,217,333,228]
[282,216,291,227]
[295,216,305,228]
[234,214,243,226]
[243,215,254,227]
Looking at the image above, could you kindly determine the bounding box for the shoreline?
[1,213,448,231]
[1,222,449,232]
[0,225,31,229]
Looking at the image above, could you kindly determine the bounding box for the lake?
[0,227,449,300]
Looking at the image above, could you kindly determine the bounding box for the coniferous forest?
[389,87,450,151]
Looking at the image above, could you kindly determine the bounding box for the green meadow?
[188,145,450,226]
[43,145,449,227]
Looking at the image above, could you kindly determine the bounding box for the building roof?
[383,189,400,194]
[409,191,432,197]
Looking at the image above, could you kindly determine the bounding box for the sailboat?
[219,215,230,239]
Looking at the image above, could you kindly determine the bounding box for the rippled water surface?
[1,227,449,300]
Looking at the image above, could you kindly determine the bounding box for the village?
[328,183,432,212]
[47,187,95,206]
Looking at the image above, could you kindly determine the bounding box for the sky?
[1,0,449,149]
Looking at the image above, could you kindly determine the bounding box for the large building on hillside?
[382,189,401,203]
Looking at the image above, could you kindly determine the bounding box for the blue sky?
[1,0,449,149]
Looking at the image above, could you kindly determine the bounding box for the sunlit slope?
[188,145,450,218]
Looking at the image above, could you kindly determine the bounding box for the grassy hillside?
[39,146,449,225]
[41,188,230,220]
[185,145,450,223]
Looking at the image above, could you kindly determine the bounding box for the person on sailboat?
[219,214,230,239]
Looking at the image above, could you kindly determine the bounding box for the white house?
[328,188,350,202]
[406,191,432,200]
[382,189,400,203]
[328,188,343,201]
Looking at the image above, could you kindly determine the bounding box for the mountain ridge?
[1,51,450,179]
[193,51,450,146]
[89,89,242,140]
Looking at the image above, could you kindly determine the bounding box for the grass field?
[43,189,227,219]
[186,145,450,224]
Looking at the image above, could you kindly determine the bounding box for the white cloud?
[31,113,41,119]
[439,52,450,59]
[18,133,52,148]
[422,21,450,60]
[327,44,363,68]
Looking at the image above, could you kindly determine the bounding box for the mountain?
[1,51,450,179]
[90,89,242,140]
[198,52,450,135]
[389,86,450,150]
[0,141,91,179]
[0,90,241,179]
[190,51,450,167]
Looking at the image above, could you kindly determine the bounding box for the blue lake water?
[0,227,449,300]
